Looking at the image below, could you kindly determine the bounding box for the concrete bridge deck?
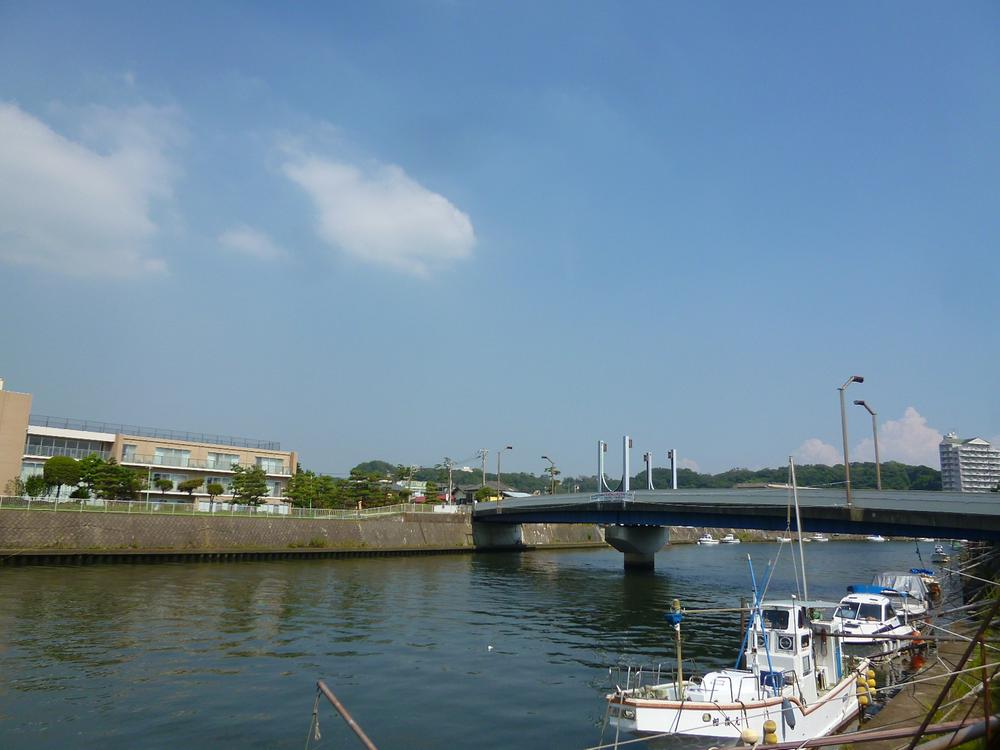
[472,488,1000,542]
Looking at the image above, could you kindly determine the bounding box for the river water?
[0,541,949,749]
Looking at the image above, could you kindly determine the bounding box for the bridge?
[472,488,1000,568]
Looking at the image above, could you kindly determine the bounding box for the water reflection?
[0,542,938,750]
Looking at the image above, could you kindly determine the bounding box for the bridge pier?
[471,521,524,549]
[603,525,669,570]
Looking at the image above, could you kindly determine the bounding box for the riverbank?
[0,508,606,563]
[0,508,883,564]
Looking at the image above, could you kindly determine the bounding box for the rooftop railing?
[29,414,281,450]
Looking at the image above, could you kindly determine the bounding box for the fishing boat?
[775,536,792,543]
[720,534,741,544]
[931,545,950,564]
[811,534,830,543]
[865,534,887,543]
[835,590,915,655]
[606,597,872,743]
[697,533,720,546]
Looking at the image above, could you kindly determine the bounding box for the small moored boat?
[775,536,792,543]
[835,590,915,655]
[866,534,887,543]
[720,534,741,544]
[812,534,830,542]
[931,545,950,564]
[697,533,720,545]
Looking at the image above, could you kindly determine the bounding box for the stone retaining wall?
[0,509,604,552]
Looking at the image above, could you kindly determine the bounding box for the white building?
[939,433,1000,493]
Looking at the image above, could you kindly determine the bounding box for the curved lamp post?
[854,399,881,491]
[541,455,557,495]
[497,446,512,504]
[838,375,864,506]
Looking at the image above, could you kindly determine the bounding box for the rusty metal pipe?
[316,680,379,750]
[748,714,999,750]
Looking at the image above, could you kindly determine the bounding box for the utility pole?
[442,457,454,503]
[478,449,488,488]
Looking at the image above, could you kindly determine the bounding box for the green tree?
[207,482,224,510]
[94,459,142,501]
[43,456,80,498]
[424,481,439,502]
[78,454,106,496]
[177,477,203,501]
[70,487,91,499]
[25,474,47,499]
[475,486,497,502]
[231,464,268,506]
[154,478,174,495]
[285,469,318,508]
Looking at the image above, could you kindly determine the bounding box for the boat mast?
[790,456,809,603]
[665,599,684,698]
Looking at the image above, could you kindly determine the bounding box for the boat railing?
[609,659,704,692]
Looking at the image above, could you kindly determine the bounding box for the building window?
[154,447,191,467]
[20,461,44,481]
[123,444,137,461]
[24,435,111,460]
[256,457,284,474]
[207,452,240,470]
[267,481,283,497]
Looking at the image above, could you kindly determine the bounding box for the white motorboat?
[919,538,935,543]
[865,534,887,543]
[931,545,950,564]
[834,591,916,655]
[720,534,741,544]
[812,534,830,543]
[606,599,871,743]
[868,573,931,620]
[697,533,720,545]
[775,536,792,543]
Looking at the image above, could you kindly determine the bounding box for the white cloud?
[855,406,942,467]
[283,155,475,277]
[219,225,286,261]
[679,458,700,472]
[0,102,179,277]
[794,438,842,466]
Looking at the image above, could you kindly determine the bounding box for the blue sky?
[1,2,997,476]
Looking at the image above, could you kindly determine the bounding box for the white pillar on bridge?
[623,435,631,493]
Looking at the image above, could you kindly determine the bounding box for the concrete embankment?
[0,509,865,564]
[0,509,605,564]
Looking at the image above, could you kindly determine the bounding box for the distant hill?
[348,460,941,493]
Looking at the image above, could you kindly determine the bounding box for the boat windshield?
[835,602,883,620]
[762,609,790,630]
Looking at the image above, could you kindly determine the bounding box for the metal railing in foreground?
[307,680,379,750]
[0,496,470,519]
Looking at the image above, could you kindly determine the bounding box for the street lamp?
[854,400,881,491]
[838,375,864,506]
[497,446,512,503]
[541,455,557,495]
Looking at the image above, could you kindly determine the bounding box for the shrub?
[70,487,91,499]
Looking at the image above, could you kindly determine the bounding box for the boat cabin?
[741,600,844,703]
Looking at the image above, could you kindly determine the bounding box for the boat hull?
[609,670,863,742]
